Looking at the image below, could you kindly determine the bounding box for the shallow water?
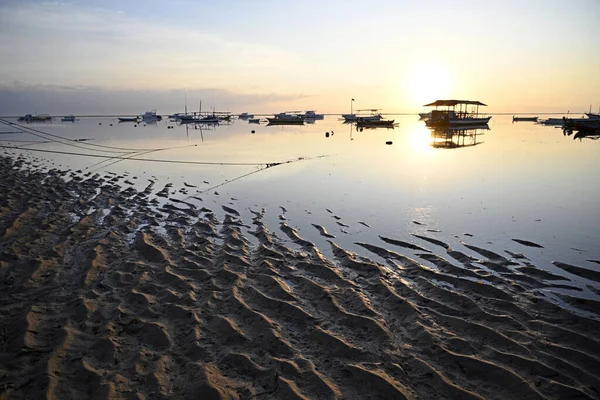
[1,115,599,292]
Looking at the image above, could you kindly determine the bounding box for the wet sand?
[1,154,599,399]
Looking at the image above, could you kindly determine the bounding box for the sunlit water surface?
[1,115,598,297]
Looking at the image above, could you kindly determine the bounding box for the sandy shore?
[1,154,599,399]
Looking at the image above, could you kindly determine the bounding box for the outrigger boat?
[343,109,383,122]
[424,100,491,127]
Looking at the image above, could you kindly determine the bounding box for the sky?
[0,0,599,115]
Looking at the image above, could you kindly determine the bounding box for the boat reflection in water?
[429,124,489,149]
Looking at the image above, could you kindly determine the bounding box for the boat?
[268,112,305,124]
[539,118,565,126]
[266,113,305,125]
[424,100,491,127]
[301,110,324,120]
[343,109,383,122]
[585,113,600,120]
[238,112,254,119]
[118,116,140,122]
[563,118,600,131]
[18,113,52,122]
[248,118,261,124]
[356,118,395,127]
[61,115,76,122]
[512,116,538,122]
[419,112,432,119]
[141,110,163,121]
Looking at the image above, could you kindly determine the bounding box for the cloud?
[0,82,311,115]
[0,1,306,91]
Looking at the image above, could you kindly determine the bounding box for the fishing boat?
[267,113,305,125]
[424,100,491,127]
[539,118,564,126]
[356,118,395,127]
[141,110,162,121]
[18,113,52,122]
[301,110,324,120]
[586,113,600,120]
[343,109,383,122]
[268,112,305,123]
[118,116,140,122]
[512,116,538,122]
[61,115,76,122]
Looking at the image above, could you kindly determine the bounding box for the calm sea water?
[1,115,599,292]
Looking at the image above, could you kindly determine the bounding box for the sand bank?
[0,155,599,399]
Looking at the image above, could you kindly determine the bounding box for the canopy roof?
[424,100,487,107]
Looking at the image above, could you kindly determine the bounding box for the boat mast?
[351,98,354,115]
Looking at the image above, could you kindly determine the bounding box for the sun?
[407,63,452,108]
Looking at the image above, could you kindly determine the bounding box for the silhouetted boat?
[267,119,305,125]
[238,113,254,119]
[141,110,162,121]
[539,118,564,126]
[356,118,395,127]
[248,118,261,124]
[61,115,76,122]
[18,113,52,122]
[301,110,324,120]
[343,109,383,122]
[424,100,491,127]
[512,116,538,122]
[267,113,305,124]
[585,113,600,120]
[118,116,140,122]
[419,112,432,119]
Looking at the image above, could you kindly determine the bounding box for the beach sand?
[1,154,599,399]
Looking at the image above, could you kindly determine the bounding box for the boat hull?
[266,117,304,125]
[426,116,491,127]
[512,117,538,122]
[356,119,394,127]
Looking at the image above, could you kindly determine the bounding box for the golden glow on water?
[407,125,435,156]
[407,62,452,108]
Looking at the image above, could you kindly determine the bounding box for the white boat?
[301,110,324,120]
[141,110,163,121]
[61,115,76,122]
[424,100,491,127]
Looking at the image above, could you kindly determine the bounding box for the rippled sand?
[1,155,599,399]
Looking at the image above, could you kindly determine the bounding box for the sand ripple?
[1,156,599,399]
